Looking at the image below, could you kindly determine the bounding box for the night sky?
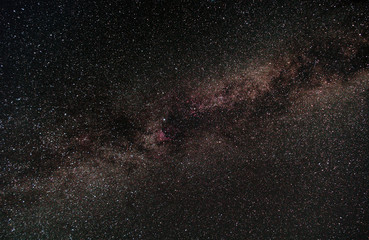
[1,0,369,239]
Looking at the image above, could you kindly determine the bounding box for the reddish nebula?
[157,129,171,142]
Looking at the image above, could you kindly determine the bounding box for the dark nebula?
[1,0,369,239]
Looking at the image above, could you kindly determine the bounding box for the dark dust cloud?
[1,0,369,239]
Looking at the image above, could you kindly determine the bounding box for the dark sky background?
[1,0,369,239]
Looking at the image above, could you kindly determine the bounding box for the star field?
[1,0,369,239]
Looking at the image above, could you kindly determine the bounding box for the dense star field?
[1,0,369,239]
